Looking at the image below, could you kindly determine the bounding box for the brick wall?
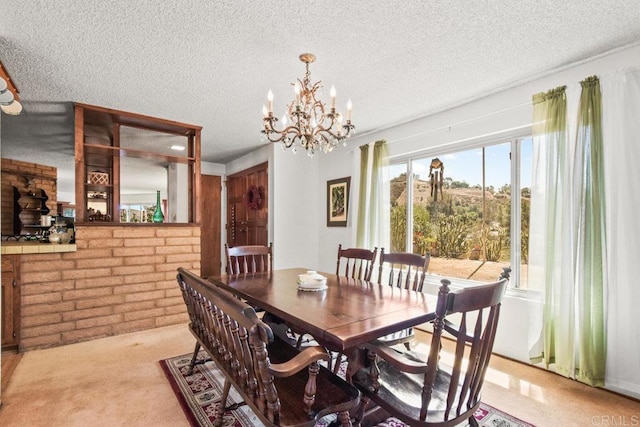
[19,225,200,350]
[1,158,57,235]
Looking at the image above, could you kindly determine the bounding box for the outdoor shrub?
[436,214,471,258]
[521,198,530,263]
[521,227,529,263]
[484,226,509,262]
[391,205,407,252]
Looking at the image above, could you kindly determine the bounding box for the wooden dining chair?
[225,243,297,345]
[353,277,508,427]
[376,249,431,350]
[377,249,430,291]
[225,243,273,274]
[336,244,378,281]
[319,244,379,371]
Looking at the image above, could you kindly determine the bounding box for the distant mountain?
[392,178,506,207]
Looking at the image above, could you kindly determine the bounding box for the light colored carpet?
[0,324,194,426]
[1,324,638,426]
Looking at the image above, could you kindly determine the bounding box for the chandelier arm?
[317,132,331,145]
[263,125,304,145]
[263,116,290,144]
[312,116,345,140]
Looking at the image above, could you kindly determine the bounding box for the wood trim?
[194,129,202,224]
[74,102,202,134]
[200,174,221,277]
[83,144,195,163]
[112,123,120,222]
[74,105,86,222]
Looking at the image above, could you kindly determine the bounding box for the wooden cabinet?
[74,103,202,224]
[13,186,50,235]
[84,149,116,222]
[1,255,20,350]
[78,115,118,222]
[226,162,268,247]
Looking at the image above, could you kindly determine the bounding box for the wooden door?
[244,165,268,245]
[200,175,222,278]
[226,174,248,246]
[226,162,268,247]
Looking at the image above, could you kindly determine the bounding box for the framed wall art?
[327,176,350,227]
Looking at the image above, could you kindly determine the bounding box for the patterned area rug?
[160,352,534,427]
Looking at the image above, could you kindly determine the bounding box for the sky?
[390,139,533,189]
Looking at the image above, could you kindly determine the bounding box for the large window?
[388,137,532,289]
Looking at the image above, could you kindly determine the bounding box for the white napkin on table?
[297,271,327,288]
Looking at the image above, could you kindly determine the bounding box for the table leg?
[345,347,365,383]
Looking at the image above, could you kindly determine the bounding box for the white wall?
[167,163,188,222]
[225,43,640,398]
[316,146,358,273]
[315,43,640,398]
[271,148,321,270]
[201,161,225,176]
[352,44,640,158]
[225,146,270,176]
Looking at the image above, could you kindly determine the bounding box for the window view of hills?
[388,141,531,284]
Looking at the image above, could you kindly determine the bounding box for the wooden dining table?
[207,268,437,354]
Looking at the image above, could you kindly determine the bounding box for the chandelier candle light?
[261,53,355,157]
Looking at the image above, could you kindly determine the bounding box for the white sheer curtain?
[601,69,640,396]
[573,76,607,386]
[527,87,577,376]
[529,71,640,392]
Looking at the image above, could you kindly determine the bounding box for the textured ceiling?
[2,1,640,176]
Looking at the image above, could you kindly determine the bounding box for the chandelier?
[261,53,355,157]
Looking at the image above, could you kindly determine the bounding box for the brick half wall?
[19,225,200,350]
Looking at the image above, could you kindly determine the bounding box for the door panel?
[226,175,247,246]
[226,162,268,248]
[245,166,268,245]
[201,174,222,278]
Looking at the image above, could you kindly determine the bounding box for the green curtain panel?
[367,140,389,248]
[531,78,607,387]
[530,86,576,375]
[356,144,369,247]
[574,76,607,386]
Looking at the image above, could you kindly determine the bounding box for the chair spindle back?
[377,248,430,292]
[336,244,377,281]
[225,243,273,274]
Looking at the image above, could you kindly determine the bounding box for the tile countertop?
[1,241,77,254]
